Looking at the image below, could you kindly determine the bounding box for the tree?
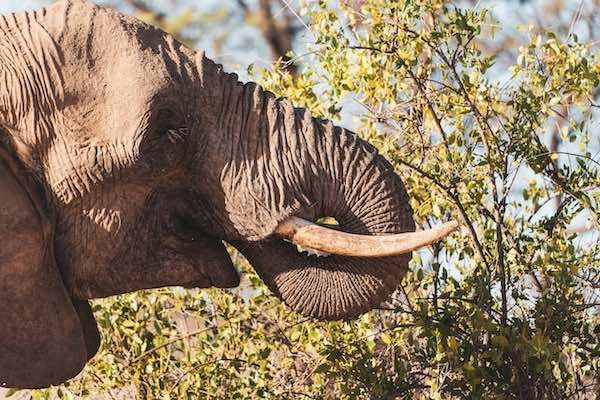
[9,0,600,399]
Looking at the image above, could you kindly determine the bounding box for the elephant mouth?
[274,216,459,258]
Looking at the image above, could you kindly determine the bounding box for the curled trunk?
[234,111,415,320]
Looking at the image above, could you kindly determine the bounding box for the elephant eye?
[137,107,188,173]
[154,109,188,143]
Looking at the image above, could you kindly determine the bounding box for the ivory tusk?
[275,217,459,258]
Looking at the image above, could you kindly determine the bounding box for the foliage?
[13,0,600,399]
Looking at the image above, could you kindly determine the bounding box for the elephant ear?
[0,148,91,389]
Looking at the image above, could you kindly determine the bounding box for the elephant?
[0,0,457,389]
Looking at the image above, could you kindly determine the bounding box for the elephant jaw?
[275,217,459,258]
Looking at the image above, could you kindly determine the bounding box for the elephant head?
[0,0,457,389]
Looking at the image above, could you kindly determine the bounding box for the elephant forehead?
[45,1,194,97]
[40,0,197,134]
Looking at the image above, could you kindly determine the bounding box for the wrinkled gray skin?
[0,0,414,389]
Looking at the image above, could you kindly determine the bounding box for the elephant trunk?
[235,105,416,319]
[197,55,440,320]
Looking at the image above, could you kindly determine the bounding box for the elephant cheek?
[68,234,240,298]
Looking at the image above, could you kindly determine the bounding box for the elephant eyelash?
[166,127,189,144]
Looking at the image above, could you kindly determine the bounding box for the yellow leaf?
[447,336,459,352]
[381,332,392,345]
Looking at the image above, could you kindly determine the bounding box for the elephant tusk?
[275,217,459,258]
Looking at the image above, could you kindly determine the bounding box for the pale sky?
[0,0,44,13]
[0,0,176,15]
